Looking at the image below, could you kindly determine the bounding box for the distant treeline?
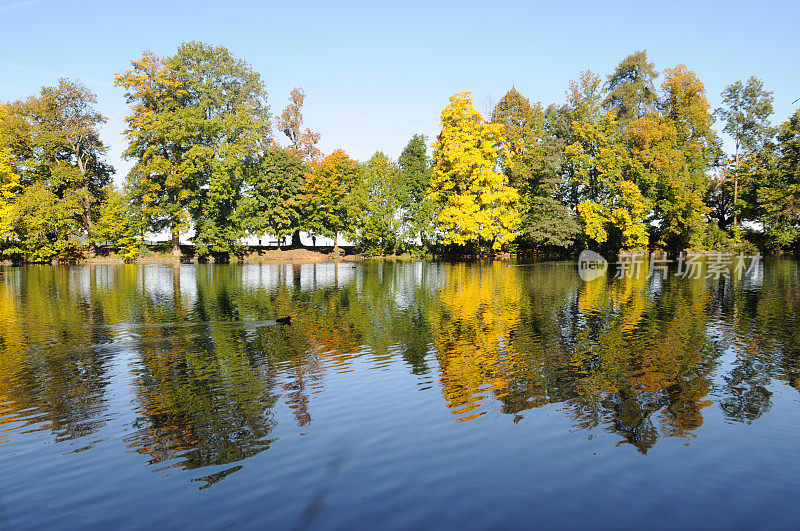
[1,42,798,263]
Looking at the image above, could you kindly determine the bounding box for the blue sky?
[1,0,798,183]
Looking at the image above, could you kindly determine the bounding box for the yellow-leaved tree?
[430,92,520,250]
[567,111,649,249]
[304,149,361,249]
[0,146,21,245]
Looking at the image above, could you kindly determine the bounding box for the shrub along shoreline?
[0,244,772,267]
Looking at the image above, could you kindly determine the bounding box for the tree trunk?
[75,150,97,258]
[291,229,303,249]
[171,228,181,259]
[85,210,97,258]
[333,231,338,250]
[733,143,740,229]
[81,186,96,258]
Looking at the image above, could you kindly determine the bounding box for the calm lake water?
[1,258,800,529]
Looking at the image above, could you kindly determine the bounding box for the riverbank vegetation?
[1,43,798,263]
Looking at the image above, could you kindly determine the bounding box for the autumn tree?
[0,104,23,249]
[0,80,112,261]
[170,42,270,258]
[0,146,21,252]
[628,114,706,250]
[660,65,719,172]
[31,79,113,256]
[89,185,143,261]
[556,71,606,211]
[491,87,546,192]
[651,65,718,248]
[240,147,307,248]
[277,87,321,248]
[566,70,605,124]
[431,92,520,251]
[278,88,321,163]
[116,51,192,258]
[304,149,360,248]
[715,76,774,228]
[567,112,649,250]
[11,181,82,262]
[117,42,270,258]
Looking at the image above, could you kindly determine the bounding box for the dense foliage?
[1,44,798,261]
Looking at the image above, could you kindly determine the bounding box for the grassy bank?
[0,245,362,266]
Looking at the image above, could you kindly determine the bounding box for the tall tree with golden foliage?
[567,112,649,249]
[0,145,21,246]
[652,65,718,249]
[431,92,520,251]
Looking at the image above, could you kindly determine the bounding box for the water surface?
[1,259,800,528]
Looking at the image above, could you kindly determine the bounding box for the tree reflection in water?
[1,258,799,481]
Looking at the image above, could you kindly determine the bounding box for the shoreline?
[0,248,778,267]
[0,248,363,266]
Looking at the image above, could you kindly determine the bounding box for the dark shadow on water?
[292,447,350,531]
[193,465,244,490]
